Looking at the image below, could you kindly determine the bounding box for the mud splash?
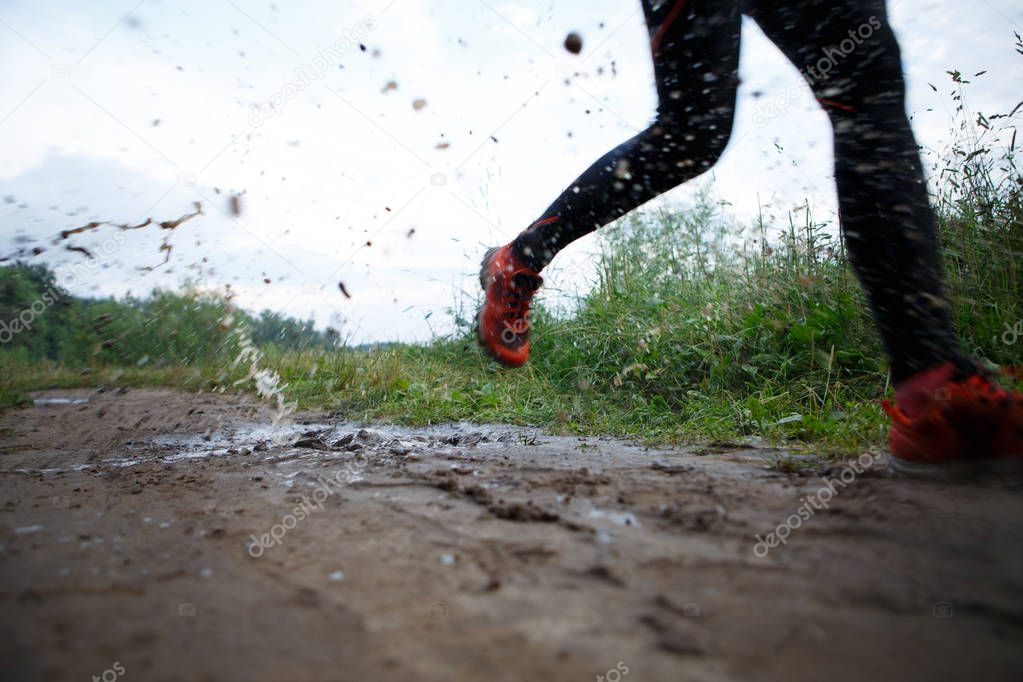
[1,202,203,271]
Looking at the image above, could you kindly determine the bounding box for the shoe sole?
[475,307,509,366]
[888,453,1023,481]
[478,246,498,290]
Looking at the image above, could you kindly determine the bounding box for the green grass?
[2,68,1020,457]
[6,182,1011,457]
[0,358,210,405]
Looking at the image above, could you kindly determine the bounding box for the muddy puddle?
[32,397,89,406]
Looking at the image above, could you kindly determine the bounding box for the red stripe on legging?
[530,215,560,228]
[817,97,857,113]
[651,0,689,58]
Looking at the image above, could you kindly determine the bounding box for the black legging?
[512,0,965,382]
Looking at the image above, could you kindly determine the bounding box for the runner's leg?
[744,0,968,382]
[511,0,742,272]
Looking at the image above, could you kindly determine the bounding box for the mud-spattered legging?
[511,0,966,382]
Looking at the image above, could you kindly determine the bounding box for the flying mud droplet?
[564,32,583,55]
[406,228,416,238]
[59,222,104,240]
[412,99,427,111]
[435,141,450,150]
[338,282,352,299]
[142,202,204,271]
[229,194,242,217]
[382,80,397,93]
[65,244,93,259]
[4,245,49,262]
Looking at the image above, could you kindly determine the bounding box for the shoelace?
[500,287,532,335]
[496,271,540,331]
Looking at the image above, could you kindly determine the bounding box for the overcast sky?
[1,0,1021,343]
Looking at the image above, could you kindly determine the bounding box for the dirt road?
[1,388,1021,681]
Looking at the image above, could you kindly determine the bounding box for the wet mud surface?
[1,388,1022,681]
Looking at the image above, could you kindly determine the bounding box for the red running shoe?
[883,363,1023,477]
[476,244,542,367]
